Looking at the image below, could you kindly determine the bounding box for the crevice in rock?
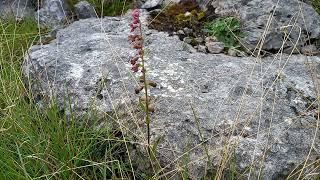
[289,106,299,116]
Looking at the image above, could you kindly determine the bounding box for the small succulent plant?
[128,9,156,155]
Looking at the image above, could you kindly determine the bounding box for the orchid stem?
[139,23,151,156]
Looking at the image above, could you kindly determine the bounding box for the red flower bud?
[130,56,139,65]
[132,18,139,24]
[130,23,139,28]
[131,63,139,72]
[129,9,143,73]
[128,34,138,42]
[132,9,140,19]
[133,41,142,49]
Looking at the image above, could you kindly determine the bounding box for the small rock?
[197,45,207,53]
[177,30,185,35]
[184,12,192,17]
[194,37,204,43]
[141,0,163,10]
[205,36,218,43]
[74,1,96,19]
[283,46,301,54]
[182,43,197,53]
[145,30,153,35]
[228,48,238,57]
[183,27,193,35]
[206,41,225,54]
[301,44,318,55]
[49,28,59,39]
[237,51,247,57]
[183,37,193,44]
[36,0,71,28]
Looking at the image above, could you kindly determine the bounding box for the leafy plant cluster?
[67,0,132,17]
[203,17,243,48]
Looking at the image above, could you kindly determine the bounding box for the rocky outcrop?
[211,0,320,52]
[143,0,320,53]
[23,13,320,179]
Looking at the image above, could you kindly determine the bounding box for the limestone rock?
[206,41,225,54]
[210,0,320,51]
[23,15,320,179]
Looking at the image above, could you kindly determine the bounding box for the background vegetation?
[67,0,132,17]
[313,0,320,14]
[0,18,135,179]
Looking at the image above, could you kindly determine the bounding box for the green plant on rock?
[203,17,243,48]
[147,0,211,35]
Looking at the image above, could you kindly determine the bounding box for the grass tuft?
[0,18,133,179]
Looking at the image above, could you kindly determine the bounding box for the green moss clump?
[175,9,206,26]
[148,0,215,36]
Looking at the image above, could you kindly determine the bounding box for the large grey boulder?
[36,0,70,27]
[211,0,320,52]
[23,14,320,179]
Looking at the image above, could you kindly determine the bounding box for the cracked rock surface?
[23,14,320,179]
[211,0,320,51]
